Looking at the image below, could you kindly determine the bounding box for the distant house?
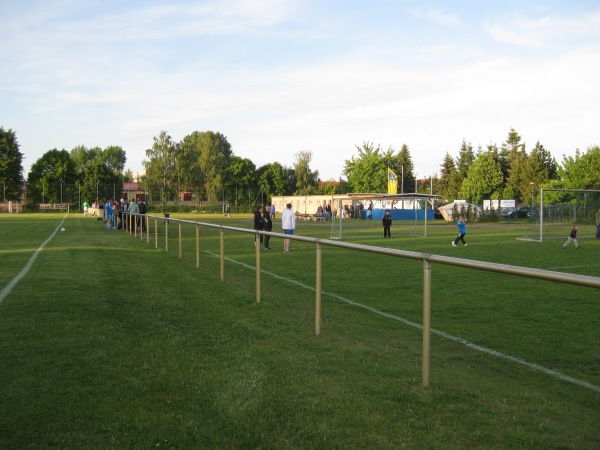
[122,182,146,202]
[317,181,340,190]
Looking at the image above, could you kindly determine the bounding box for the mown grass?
[0,213,598,449]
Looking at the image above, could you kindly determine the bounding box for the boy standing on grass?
[563,224,580,249]
[281,203,296,253]
[382,209,392,238]
[452,217,467,246]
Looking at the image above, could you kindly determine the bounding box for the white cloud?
[3,1,599,181]
[410,6,463,28]
[486,25,543,47]
[485,9,600,48]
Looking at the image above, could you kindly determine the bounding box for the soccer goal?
[519,189,600,242]
[330,196,434,240]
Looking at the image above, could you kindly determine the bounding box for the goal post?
[519,188,600,242]
[330,194,436,240]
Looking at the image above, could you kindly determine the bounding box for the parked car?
[502,206,530,219]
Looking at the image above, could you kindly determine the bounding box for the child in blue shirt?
[452,217,467,246]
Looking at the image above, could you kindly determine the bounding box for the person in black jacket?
[138,199,147,233]
[253,206,264,249]
[382,209,392,238]
[263,205,273,250]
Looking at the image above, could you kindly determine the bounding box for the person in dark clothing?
[138,200,147,233]
[253,206,264,249]
[263,206,273,250]
[382,209,392,238]
[562,224,580,249]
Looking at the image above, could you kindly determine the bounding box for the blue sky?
[1,0,599,181]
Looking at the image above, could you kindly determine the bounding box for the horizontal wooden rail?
[122,212,600,389]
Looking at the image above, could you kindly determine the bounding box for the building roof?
[346,193,442,200]
[123,182,140,190]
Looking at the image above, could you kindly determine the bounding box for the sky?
[1,0,599,181]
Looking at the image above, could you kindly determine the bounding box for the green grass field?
[0,213,598,449]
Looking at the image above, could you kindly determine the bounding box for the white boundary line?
[0,215,68,305]
[207,250,600,394]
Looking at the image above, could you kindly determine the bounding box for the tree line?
[1,126,598,208]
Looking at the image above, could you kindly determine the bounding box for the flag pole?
[401,165,404,194]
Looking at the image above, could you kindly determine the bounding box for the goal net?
[519,189,600,242]
[329,198,432,240]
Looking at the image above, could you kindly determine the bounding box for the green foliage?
[456,139,475,179]
[0,127,24,201]
[443,140,475,201]
[294,150,319,195]
[193,130,232,202]
[258,162,288,200]
[7,124,598,211]
[70,145,126,204]
[459,151,504,204]
[225,156,258,206]
[316,180,341,195]
[434,131,592,207]
[343,142,389,192]
[560,146,600,189]
[27,149,77,203]
[438,152,456,201]
[143,131,179,204]
[396,144,415,193]
[343,142,413,194]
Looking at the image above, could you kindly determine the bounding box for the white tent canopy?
[437,201,482,222]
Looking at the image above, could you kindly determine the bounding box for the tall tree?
[71,145,126,205]
[0,127,24,201]
[445,140,476,201]
[78,147,102,204]
[560,146,600,189]
[459,150,503,204]
[343,142,391,193]
[520,141,559,202]
[258,162,288,202]
[294,150,319,195]
[224,156,257,209]
[143,131,178,205]
[455,139,475,179]
[396,144,415,193]
[499,128,527,198]
[438,152,457,201]
[178,134,203,200]
[183,131,232,204]
[103,146,127,175]
[27,149,77,203]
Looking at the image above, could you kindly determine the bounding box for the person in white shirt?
[280,203,296,253]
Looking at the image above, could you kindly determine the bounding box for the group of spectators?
[254,203,296,252]
[342,201,374,219]
[316,204,334,220]
[87,198,147,232]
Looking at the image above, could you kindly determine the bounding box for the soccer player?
[452,217,467,246]
[562,224,580,249]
